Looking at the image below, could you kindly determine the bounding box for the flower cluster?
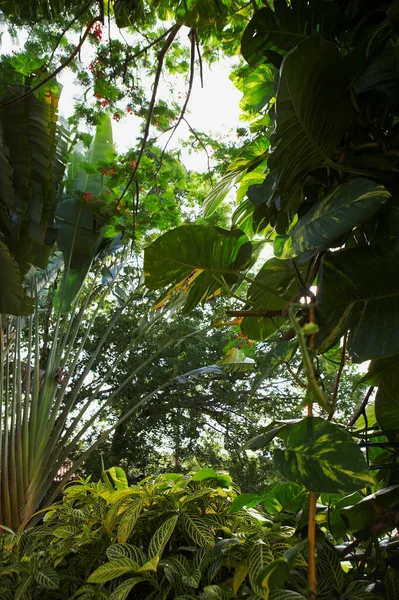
[89,22,103,43]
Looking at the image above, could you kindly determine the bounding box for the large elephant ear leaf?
[268,36,351,198]
[274,179,391,259]
[241,1,339,67]
[316,238,399,361]
[54,115,114,312]
[144,225,251,312]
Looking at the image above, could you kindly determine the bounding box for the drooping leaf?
[274,417,374,494]
[268,36,351,198]
[218,348,255,372]
[203,169,243,218]
[252,341,297,392]
[340,485,399,539]
[316,238,399,361]
[145,225,251,312]
[274,179,391,259]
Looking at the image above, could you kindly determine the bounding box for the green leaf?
[316,238,399,361]
[35,568,60,590]
[274,179,390,259]
[106,466,129,489]
[203,585,234,600]
[227,493,264,513]
[110,578,148,600]
[0,240,32,315]
[316,544,344,594]
[148,514,178,559]
[181,514,215,547]
[256,558,289,594]
[203,169,243,218]
[106,543,146,564]
[144,225,251,312]
[273,417,374,494]
[117,499,146,543]
[218,348,255,372]
[358,354,399,386]
[241,258,305,341]
[375,365,399,433]
[241,2,338,67]
[249,541,274,599]
[340,485,399,539]
[262,482,307,515]
[268,36,351,198]
[88,557,139,584]
[242,64,277,111]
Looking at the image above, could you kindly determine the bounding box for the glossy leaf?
[262,482,307,515]
[316,238,399,361]
[268,36,351,197]
[145,225,251,312]
[274,179,390,259]
[227,493,264,514]
[274,417,374,494]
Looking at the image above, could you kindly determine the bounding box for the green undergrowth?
[0,468,397,600]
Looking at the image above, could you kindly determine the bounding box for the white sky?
[1,22,243,170]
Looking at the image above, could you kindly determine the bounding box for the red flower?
[95,93,102,99]
[113,113,120,122]
[110,168,116,174]
[100,99,109,107]
[83,192,92,200]
[101,169,108,175]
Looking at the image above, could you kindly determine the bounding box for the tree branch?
[1,16,101,108]
[115,23,181,209]
[347,386,375,428]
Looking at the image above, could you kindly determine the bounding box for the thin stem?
[329,333,347,420]
[347,386,375,427]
